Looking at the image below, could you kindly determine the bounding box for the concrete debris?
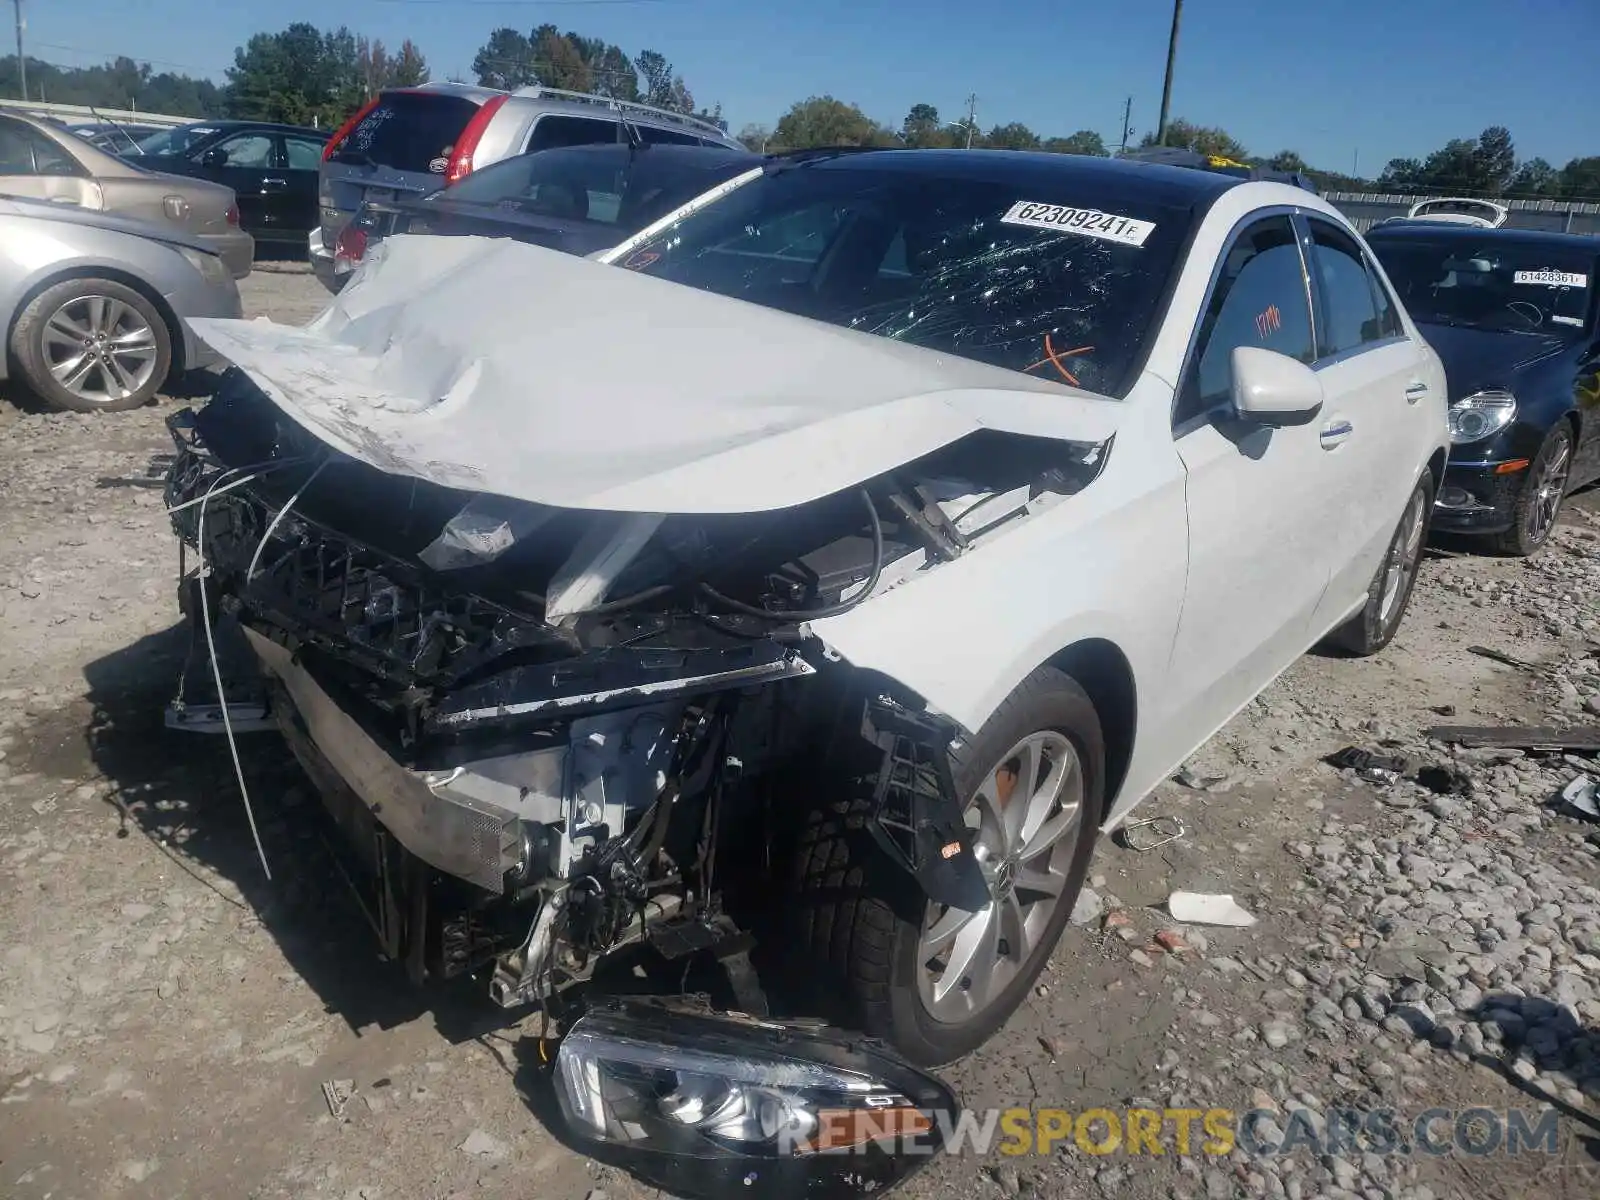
[1167,891,1257,928]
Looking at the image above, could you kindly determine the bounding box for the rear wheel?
[1491,422,1573,557]
[11,278,171,413]
[1330,472,1432,656]
[788,666,1104,1067]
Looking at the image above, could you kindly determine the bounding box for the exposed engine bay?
[164,367,1109,1011]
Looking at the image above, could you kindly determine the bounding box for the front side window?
[209,134,275,169]
[1182,216,1315,422]
[1308,220,1388,358]
[616,161,1194,398]
[1370,235,1595,338]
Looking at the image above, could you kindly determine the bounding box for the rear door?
[279,133,328,238]
[320,90,481,249]
[0,118,101,208]
[1301,215,1438,631]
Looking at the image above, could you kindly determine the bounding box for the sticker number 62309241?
[999,201,1157,247]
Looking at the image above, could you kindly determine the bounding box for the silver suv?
[311,82,742,288]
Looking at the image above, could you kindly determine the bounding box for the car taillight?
[225,203,240,227]
[445,94,508,184]
[335,225,368,264]
[324,96,382,162]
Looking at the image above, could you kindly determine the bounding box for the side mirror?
[1231,345,1324,424]
[547,1000,960,1199]
[199,148,228,168]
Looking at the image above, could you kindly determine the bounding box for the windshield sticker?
[428,156,449,174]
[999,202,1156,247]
[1552,314,1585,327]
[1513,269,1588,289]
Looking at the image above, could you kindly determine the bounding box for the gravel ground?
[1,263,1597,1200]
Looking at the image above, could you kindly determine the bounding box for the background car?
[1403,197,1508,228]
[312,82,745,281]
[1368,223,1600,555]
[0,112,252,278]
[0,196,241,412]
[129,120,328,251]
[67,121,166,157]
[323,140,758,290]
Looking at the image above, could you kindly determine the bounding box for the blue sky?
[25,0,1597,171]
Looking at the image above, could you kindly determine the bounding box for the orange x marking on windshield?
[1025,335,1094,386]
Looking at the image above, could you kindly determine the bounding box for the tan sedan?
[0,113,253,278]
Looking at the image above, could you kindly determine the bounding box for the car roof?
[169,119,328,137]
[1366,222,1600,253]
[799,148,1243,207]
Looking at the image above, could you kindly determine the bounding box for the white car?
[165,150,1448,1072]
[1398,197,1509,229]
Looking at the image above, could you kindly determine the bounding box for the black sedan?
[126,121,329,248]
[1368,225,1600,555]
[324,140,758,291]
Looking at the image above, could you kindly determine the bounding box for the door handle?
[1319,419,1354,450]
[1405,381,1429,404]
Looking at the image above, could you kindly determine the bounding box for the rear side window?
[330,92,479,173]
[0,120,84,176]
[1183,216,1314,422]
[284,136,326,171]
[1309,220,1393,358]
[527,115,621,153]
[638,125,699,147]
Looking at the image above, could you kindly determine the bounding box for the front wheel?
[10,278,172,413]
[1491,422,1573,557]
[787,666,1104,1067]
[1329,472,1433,656]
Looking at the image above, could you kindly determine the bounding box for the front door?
[1164,214,1334,755]
[192,131,276,235]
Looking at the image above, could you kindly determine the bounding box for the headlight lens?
[1448,389,1517,444]
[552,1002,958,1197]
[177,245,229,287]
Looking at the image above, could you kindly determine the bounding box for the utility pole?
[13,0,26,103]
[1119,95,1133,155]
[1352,148,1360,178]
[964,93,977,149]
[1156,0,1182,146]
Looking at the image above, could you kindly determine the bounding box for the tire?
[10,278,172,413]
[1491,422,1573,557]
[1329,472,1433,656]
[787,666,1104,1067]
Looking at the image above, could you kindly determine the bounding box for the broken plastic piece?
[1167,891,1256,928]
[1326,746,1405,786]
[1554,775,1600,822]
[418,494,557,571]
[1118,814,1185,851]
[321,1078,355,1119]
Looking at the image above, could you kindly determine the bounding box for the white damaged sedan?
[166,149,1448,1071]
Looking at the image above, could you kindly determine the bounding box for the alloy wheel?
[1526,432,1572,547]
[41,295,159,406]
[916,730,1082,1022]
[1378,485,1427,626]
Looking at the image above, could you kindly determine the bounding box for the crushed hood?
[190,234,1124,514]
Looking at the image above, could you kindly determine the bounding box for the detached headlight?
[177,245,229,287]
[1449,389,1517,445]
[552,1001,958,1198]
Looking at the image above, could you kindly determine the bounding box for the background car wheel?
[1492,422,1573,557]
[10,278,172,413]
[1329,472,1434,657]
[788,666,1104,1067]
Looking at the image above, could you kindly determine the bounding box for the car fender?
[810,392,1190,825]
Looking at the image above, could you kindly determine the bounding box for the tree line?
[7,28,1597,201]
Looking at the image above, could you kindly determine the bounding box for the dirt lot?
[1,263,1597,1200]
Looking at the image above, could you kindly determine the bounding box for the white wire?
[247,458,329,584]
[195,467,273,882]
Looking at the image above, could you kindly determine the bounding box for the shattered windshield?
[616,160,1193,398]
[1371,237,1595,336]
